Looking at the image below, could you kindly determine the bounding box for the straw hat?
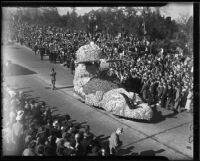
[8,90,17,98]
[19,90,24,96]
[116,127,123,133]
[53,120,59,127]
[64,141,70,148]
[16,110,24,121]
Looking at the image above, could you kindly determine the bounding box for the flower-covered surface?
[73,63,92,98]
[101,88,153,120]
[83,78,119,95]
[73,42,154,121]
[76,42,102,63]
[85,91,104,107]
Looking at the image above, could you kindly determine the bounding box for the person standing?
[70,58,75,75]
[108,128,123,155]
[174,83,182,113]
[160,82,168,109]
[140,79,148,102]
[40,42,45,61]
[148,82,155,107]
[11,110,25,155]
[34,41,39,55]
[157,82,164,106]
[49,41,54,63]
[185,88,192,112]
[180,86,189,109]
[54,42,59,64]
[165,83,173,110]
[50,68,56,90]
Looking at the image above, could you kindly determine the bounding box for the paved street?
[2,43,193,159]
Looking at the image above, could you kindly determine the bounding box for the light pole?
[89,14,97,41]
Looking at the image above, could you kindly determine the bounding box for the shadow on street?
[4,63,37,76]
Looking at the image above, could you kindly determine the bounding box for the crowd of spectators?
[3,86,111,156]
[9,21,193,113]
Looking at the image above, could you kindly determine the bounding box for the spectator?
[35,144,45,156]
[12,110,25,155]
[108,128,123,155]
[22,140,37,156]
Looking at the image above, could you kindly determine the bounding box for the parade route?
[2,43,193,159]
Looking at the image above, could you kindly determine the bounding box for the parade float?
[73,42,153,121]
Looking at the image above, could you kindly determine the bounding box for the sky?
[57,3,193,21]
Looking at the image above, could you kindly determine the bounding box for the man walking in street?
[50,68,56,90]
[108,128,123,155]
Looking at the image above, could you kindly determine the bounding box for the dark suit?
[174,86,182,110]
[157,85,164,102]
[80,138,91,155]
[140,82,148,101]
[161,85,168,108]
[165,87,174,109]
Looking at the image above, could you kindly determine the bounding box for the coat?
[166,87,174,108]
[185,91,192,110]
[174,86,182,109]
[109,132,120,151]
[157,85,164,99]
[161,85,168,107]
[12,121,24,155]
[140,83,148,100]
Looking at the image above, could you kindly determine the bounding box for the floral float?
[73,42,153,121]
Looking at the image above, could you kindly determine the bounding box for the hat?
[22,148,35,156]
[16,110,24,121]
[83,132,90,138]
[53,120,59,127]
[65,114,70,120]
[41,101,46,106]
[19,90,23,95]
[64,141,70,148]
[8,90,17,98]
[30,100,36,104]
[116,127,123,133]
[25,135,32,144]
[57,138,65,147]
[75,133,80,140]
[56,137,61,144]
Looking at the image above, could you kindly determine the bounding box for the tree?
[177,12,190,25]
